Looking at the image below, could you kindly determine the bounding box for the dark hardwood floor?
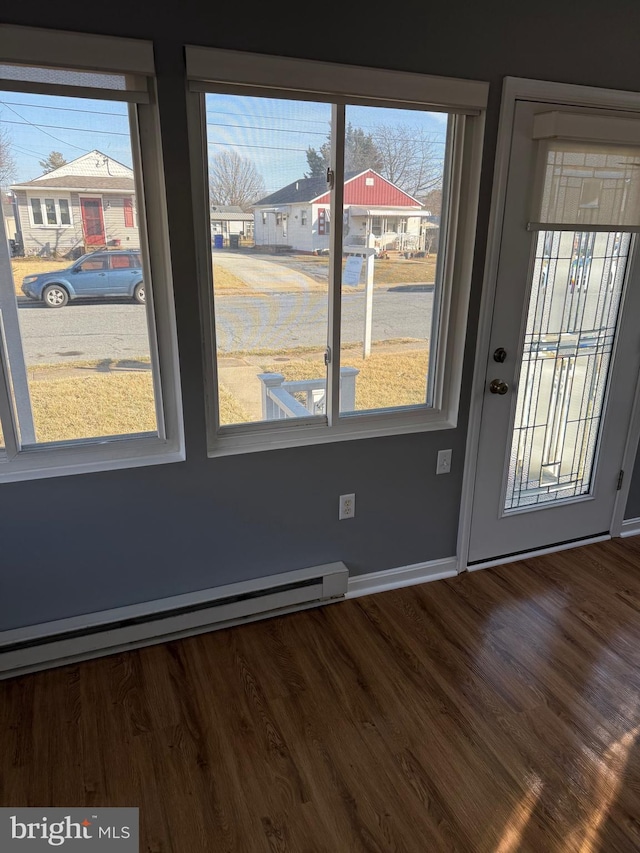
[3,537,640,851]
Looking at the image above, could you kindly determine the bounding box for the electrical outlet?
[339,493,356,520]
[436,449,452,475]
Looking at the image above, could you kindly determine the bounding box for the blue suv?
[21,250,145,308]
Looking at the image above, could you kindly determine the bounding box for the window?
[28,197,73,227]
[301,209,308,226]
[317,208,330,236]
[262,211,267,224]
[0,26,183,482]
[30,198,43,225]
[77,255,108,272]
[110,253,140,269]
[187,46,487,454]
[59,198,71,226]
[123,196,134,227]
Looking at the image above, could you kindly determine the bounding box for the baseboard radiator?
[0,562,349,680]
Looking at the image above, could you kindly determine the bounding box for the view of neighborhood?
[0,89,446,440]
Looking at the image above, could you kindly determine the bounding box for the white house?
[252,169,436,254]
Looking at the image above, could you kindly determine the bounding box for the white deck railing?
[258,367,359,420]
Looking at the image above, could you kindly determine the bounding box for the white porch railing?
[258,367,359,420]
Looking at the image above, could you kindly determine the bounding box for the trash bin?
[229,234,239,249]
[214,234,223,249]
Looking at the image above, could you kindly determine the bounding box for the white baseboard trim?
[620,517,640,538]
[346,556,458,599]
[466,533,611,572]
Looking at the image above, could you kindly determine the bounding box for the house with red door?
[10,150,139,258]
[252,168,437,254]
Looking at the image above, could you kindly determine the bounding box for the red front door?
[80,197,105,246]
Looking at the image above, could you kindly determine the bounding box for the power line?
[1,116,130,139]
[207,121,325,138]
[0,99,128,118]
[206,106,330,126]
[207,140,310,153]
[0,102,88,151]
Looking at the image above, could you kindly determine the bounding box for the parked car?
[21,250,146,308]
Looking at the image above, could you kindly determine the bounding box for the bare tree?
[39,151,67,174]
[0,127,16,187]
[209,151,265,210]
[372,125,443,202]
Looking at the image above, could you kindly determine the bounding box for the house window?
[0,26,183,483]
[123,197,134,227]
[275,212,283,225]
[59,199,71,226]
[262,211,267,224]
[187,46,487,453]
[30,198,43,225]
[28,197,73,227]
[301,209,308,226]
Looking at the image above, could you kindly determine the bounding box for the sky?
[0,87,449,193]
[205,93,449,196]
[0,91,133,183]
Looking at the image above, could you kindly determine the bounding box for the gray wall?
[2,1,640,631]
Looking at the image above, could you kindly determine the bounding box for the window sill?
[30,224,73,229]
[0,435,184,483]
[208,410,457,457]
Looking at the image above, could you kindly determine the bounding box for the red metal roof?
[313,170,421,207]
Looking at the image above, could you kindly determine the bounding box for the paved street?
[17,289,434,364]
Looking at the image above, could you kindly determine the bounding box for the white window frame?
[0,25,184,483]
[186,46,487,456]
[27,194,73,228]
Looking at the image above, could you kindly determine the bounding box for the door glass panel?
[505,230,629,510]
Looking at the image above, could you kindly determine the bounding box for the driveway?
[212,251,325,292]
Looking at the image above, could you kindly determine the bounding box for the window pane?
[31,198,43,225]
[44,198,57,225]
[505,230,628,510]
[59,198,71,225]
[1,90,158,445]
[535,140,640,228]
[110,254,132,269]
[339,105,449,414]
[205,92,331,426]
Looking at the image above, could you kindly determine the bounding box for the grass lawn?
[20,365,248,443]
[373,255,437,286]
[273,253,437,288]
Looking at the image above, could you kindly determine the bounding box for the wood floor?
[3,538,640,851]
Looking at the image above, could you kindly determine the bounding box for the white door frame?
[458,76,640,571]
